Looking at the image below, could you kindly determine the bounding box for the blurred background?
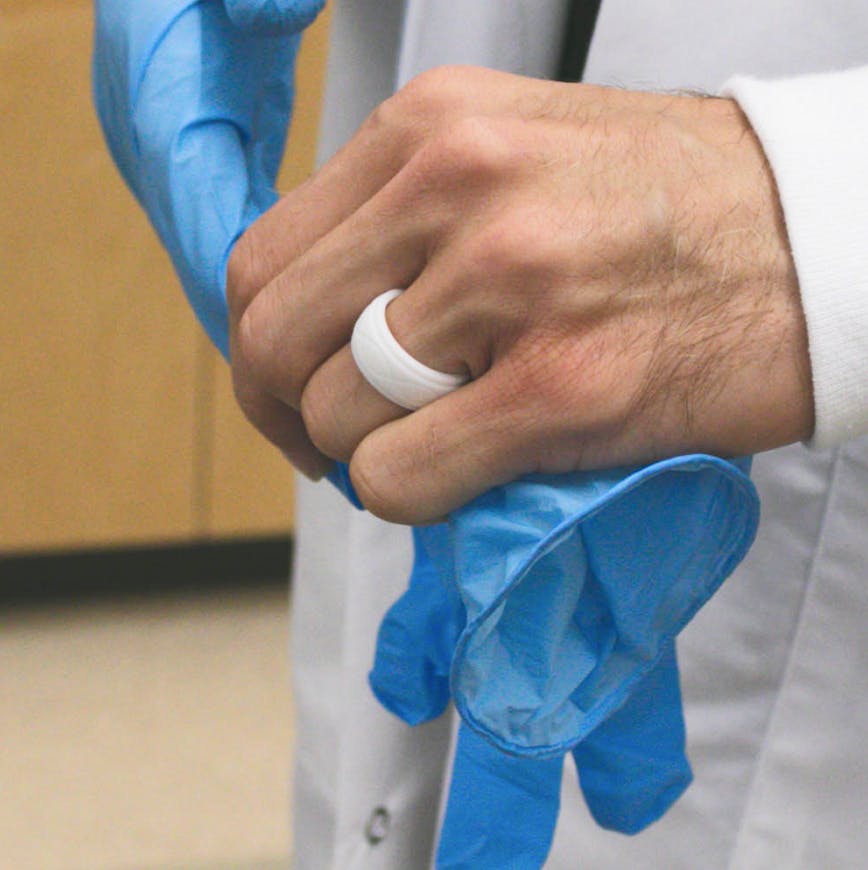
[1,2,332,867]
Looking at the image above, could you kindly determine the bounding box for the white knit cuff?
[722,67,868,448]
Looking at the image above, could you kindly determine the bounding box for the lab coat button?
[365,806,391,844]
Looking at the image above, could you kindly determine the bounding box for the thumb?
[223,0,325,34]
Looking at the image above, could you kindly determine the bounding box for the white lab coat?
[291,2,868,867]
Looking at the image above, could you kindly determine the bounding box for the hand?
[228,66,813,523]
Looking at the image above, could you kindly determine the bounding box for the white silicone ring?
[351,289,469,410]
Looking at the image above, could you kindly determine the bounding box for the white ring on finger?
[351,289,469,410]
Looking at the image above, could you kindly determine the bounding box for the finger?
[368,526,460,726]
[236,167,442,408]
[226,96,421,321]
[233,375,334,480]
[300,345,405,462]
[238,109,529,411]
[227,125,432,469]
[573,641,692,834]
[223,0,325,34]
[436,723,562,868]
[349,365,535,524]
[299,264,484,462]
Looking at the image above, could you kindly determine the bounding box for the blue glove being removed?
[93,0,324,357]
[436,642,689,868]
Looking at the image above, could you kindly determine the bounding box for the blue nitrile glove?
[370,529,563,867]
[370,527,465,725]
[93,0,324,357]
[438,723,564,869]
[572,639,691,835]
[365,456,755,864]
[370,520,695,865]
[365,455,756,759]
[446,455,757,757]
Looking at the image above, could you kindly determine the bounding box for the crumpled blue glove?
[445,456,756,757]
[93,0,324,357]
[437,645,691,866]
[361,456,757,866]
[359,456,757,757]
[371,526,695,866]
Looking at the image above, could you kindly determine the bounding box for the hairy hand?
[227,66,812,523]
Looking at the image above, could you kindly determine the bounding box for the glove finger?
[224,0,325,34]
[369,527,464,725]
[572,640,692,834]
[436,724,563,869]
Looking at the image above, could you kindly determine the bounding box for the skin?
[226,65,813,524]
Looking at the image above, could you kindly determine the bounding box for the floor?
[0,586,295,870]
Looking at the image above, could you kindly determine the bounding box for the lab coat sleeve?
[722,66,868,449]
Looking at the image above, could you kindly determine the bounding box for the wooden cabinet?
[0,2,331,552]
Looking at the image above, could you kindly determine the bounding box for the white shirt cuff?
[722,67,868,448]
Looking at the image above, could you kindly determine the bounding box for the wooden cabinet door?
[0,3,331,552]
[1,3,199,552]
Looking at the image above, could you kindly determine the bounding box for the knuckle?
[299,380,350,461]
[362,68,453,152]
[393,66,467,122]
[465,221,519,275]
[387,117,514,219]
[234,304,268,383]
[235,296,302,402]
[420,116,513,184]
[364,95,414,149]
[231,374,266,432]
[464,216,550,282]
[364,67,499,165]
[518,329,627,438]
[229,372,294,456]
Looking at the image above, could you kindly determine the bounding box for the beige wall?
[0,3,331,552]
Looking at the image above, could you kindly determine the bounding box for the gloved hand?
[93,0,324,357]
